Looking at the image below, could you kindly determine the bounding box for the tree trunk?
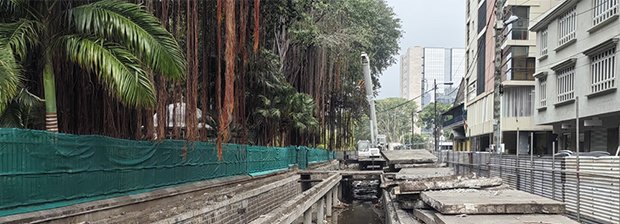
[217,0,236,159]
[43,56,58,132]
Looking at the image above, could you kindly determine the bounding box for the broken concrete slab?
[383,189,422,224]
[433,213,579,224]
[394,168,454,180]
[400,176,502,192]
[395,208,422,224]
[395,163,447,169]
[398,199,428,210]
[421,189,565,215]
[382,150,438,165]
[414,209,438,224]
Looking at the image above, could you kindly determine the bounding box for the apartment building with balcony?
[531,0,620,155]
[462,0,559,152]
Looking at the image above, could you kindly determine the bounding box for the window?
[593,0,618,26]
[478,1,487,33]
[502,86,534,117]
[558,6,576,47]
[557,66,575,103]
[590,47,616,93]
[539,78,547,108]
[540,29,548,56]
[502,46,535,81]
[504,6,530,40]
[477,37,486,94]
[467,81,477,101]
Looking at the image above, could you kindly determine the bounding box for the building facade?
[462,0,559,152]
[421,48,465,107]
[400,47,464,135]
[400,47,465,106]
[531,0,620,155]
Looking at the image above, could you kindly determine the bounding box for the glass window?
[556,66,575,103]
[504,6,530,40]
[558,6,576,46]
[478,1,487,33]
[502,46,535,81]
[593,0,618,26]
[590,47,616,93]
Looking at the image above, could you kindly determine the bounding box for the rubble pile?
[381,150,578,224]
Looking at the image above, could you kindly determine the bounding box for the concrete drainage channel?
[253,170,385,224]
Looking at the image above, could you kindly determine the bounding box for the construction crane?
[356,52,386,170]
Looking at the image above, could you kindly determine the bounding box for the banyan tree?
[0,0,401,152]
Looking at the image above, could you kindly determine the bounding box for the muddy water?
[333,201,383,224]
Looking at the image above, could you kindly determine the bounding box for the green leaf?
[59,35,156,108]
[0,19,40,60]
[67,0,186,80]
[0,43,21,114]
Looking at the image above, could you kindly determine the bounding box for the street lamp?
[434,79,453,151]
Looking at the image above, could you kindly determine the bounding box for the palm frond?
[59,35,156,108]
[0,19,40,60]
[0,42,22,114]
[0,0,25,16]
[0,88,43,128]
[67,0,186,80]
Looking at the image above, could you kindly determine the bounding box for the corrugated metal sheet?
[437,151,620,224]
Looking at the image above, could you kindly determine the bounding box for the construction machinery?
[356,53,386,170]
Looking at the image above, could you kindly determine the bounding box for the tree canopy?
[354,97,418,144]
[0,0,402,151]
[416,102,452,132]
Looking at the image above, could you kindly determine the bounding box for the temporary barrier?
[0,128,334,216]
[437,150,620,224]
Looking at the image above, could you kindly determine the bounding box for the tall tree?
[417,102,452,131]
[354,98,418,143]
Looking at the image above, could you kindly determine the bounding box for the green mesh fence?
[0,128,333,216]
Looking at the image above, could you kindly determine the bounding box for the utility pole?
[411,110,415,145]
[434,79,438,151]
[493,0,507,153]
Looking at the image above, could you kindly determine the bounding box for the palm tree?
[0,0,186,131]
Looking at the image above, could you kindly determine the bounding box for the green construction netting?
[0,128,333,216]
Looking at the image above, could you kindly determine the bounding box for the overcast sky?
[378,0,466,99]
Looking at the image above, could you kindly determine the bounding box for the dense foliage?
[353,98,422,145]
[0,0,402,151]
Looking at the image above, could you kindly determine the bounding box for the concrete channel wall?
[437,151,620,224]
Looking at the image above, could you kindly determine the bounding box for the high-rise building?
[399,47,465,107]
[400,47,464,136]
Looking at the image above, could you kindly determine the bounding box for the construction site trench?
[2,149,604,224]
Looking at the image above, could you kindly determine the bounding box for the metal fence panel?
[438,151,619,224]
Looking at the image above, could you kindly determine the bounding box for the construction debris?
[420,189,565,215]
[379,149,576,224]
[431,213,579,224]
[400,176,503,192]
[394,168,454,180]
[382,150,438,165]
